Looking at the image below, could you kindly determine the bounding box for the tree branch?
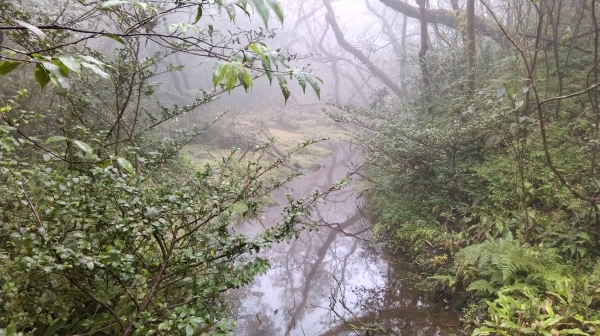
[322,0,403,97]
[379,0,503,42]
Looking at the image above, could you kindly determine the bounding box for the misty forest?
[2,0,600,335]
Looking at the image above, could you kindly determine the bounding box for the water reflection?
[228,143,458,335]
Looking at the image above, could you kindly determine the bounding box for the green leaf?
[43,319,66,336]
[180,24,189,35]
[237,65,252,91]
[260,57,272,83]
[250,0,269,27]
[158,321,172,330]
[472,326,495,335]
[559,329,589,335]
[53,60,70,76]
[213,62,228,88]
[266,0,284,23]
[540,316,563,329]
[305,74,321,99]
[224,4,236,20]
[79,55,105,66]
[168,24,179,35]
[248,43,266,58]
[193,5,203,24]
[72,139,93,154]
[225,63,238,92]
[135,1,148,10]
[117,157,135,175]
[544,301,555,317]
[7,321,17,334]
[264,49,278,70]
[0,61,21,75]
[42,62,71,89]
[81,62,110,79]
[58,56,81,74]
[185,324,194,336]
[294,71,307,93]
[15,19,46,40]
[45,136,68,144]
[106,33,126,45]
[234,2,251,18]
[97,158,111,169]
[277,75,290,104]
[100,0,128,9]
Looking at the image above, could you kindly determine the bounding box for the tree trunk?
[400,10,407,93]
[0,0,5,52]
[418,0,431,89]
[465,0,476,94]
[365,0,405,95]
[331,60,341,102]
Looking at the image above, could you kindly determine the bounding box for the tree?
[295,0,487,100]
[417,0,431,90]
[465,0,475,93]
[322,0,403,97]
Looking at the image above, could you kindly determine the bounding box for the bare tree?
[322,0,404,97]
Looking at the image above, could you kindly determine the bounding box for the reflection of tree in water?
[320,245,459,336]
[229,144,458,335]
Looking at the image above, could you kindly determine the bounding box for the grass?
[181,107,348,175]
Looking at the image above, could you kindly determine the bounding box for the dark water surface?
[228,144,459,335]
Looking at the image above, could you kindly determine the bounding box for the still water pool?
[228,143,459,335]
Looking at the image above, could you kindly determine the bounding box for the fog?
[0,0,491,334]
[127,0,445,156]
[152,0,426,113]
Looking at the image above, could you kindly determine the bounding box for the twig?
[287,299,296,332]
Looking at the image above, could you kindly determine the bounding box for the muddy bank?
[227,143,459,335]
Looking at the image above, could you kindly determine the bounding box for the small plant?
[473,277,600,335]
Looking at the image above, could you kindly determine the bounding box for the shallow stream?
[229,143,459,335]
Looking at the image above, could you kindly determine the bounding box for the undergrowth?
[338,35,600,335]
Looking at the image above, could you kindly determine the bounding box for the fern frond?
[498,283,540,299]
[467,279,500,295]
[456,240,550,285]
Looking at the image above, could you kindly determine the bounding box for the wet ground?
[228,143,459,335]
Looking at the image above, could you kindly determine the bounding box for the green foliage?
[0,94,328,334]
[474,276,600,335]
[454,239,566,294]
[0,0,329,334]
[334,7,600,334]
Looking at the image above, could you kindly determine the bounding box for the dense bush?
[335,3,600,334]
[0,1,328,334]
